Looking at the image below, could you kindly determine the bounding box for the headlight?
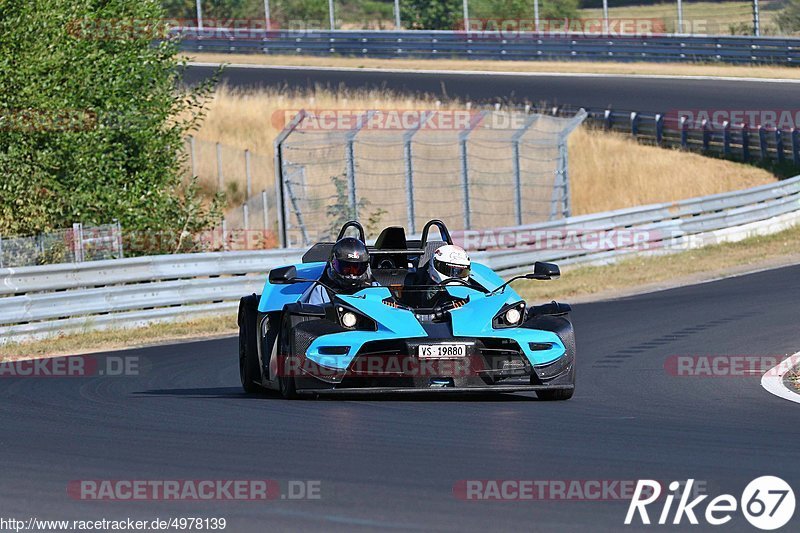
[341,312,357,328]
[505,308,522,325]
[336,306,377,331]
[492,302,526,329]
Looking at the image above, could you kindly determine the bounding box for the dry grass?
[0,315,237,360]
[568,127,776,215]
[193,87,777,216]
[185,53,800,81]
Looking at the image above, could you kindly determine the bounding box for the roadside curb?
[761,352,800,404]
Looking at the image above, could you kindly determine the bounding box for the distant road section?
[183,64,800,113]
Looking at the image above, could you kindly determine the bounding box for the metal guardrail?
[1,175,799,341]
[175,29,800,64]
[572,108,800,165]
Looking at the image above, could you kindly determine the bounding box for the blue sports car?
[238,220,575,399]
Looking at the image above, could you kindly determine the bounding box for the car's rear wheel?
[238,295,262,393]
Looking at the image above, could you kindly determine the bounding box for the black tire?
[526,313,576,401]
[238,295,262,394]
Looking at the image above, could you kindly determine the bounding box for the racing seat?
[372,226,409,269]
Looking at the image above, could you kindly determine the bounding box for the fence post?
[701,119,710,152]
[459,111,487,231]
[655,114,664,146]
[273,110,307,248]
[402,114,424,235]
[216,142,224,191]
[262,189,270,231]
[758,126,768,160]
[245,149,252,199]
[72,222,84,263]
[630,111,639,136]
[222,219,228,251]
[512,113,539,226]
[776,129,785,163]
[115,219,123,259]
[793,128,800,166]
[243,203,249,231]
[742,124,750,161]
[680,116,688,148]
[345,110,376,217]
[722,121,731,156]
[188,136,197,178]
[0,235,3,268]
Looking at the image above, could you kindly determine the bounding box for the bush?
[0,0,221,242]
[778,0,800,34]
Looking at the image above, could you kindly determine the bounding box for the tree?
[400,0,462,30]
[778,0,800,34]
[0,0,220,244]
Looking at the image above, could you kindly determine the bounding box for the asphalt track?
[2,264,800,531]
[183,64,800,113]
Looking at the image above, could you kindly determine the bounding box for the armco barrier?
[1,175,799,341]
[174,29,800,65]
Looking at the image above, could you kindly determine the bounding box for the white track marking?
[761,352,800,404]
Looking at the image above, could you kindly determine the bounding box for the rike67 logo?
[625,477,795,530]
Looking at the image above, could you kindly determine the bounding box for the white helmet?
[428,245,471,284]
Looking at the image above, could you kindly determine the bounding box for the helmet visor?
[333,257,369,278]
[433,258,470,279]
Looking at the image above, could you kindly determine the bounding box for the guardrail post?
[759,126,768,160]
[655,114,664,146]
[776,129,785,163]
[630,111,639,137]
[793,128,800,166]
[512,114,539,226]
[680,116,688,148]
[458,111,487,231]
[722,121,731,156]
[701,119,710,152]
[742,125,750,161]
[216,142,224,191]
[603,109,612,130]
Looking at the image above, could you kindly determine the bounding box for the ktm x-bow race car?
[238,220,575,399]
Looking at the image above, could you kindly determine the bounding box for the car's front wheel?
[238,295,262,394]
[277,314,298,399]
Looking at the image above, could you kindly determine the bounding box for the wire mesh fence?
[0,222,123,268]
[273,108,586,247]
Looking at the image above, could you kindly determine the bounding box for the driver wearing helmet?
[305,237,375,305]
[427,244,471,285]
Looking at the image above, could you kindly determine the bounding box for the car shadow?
[133,387,279,399]
[133,387,544,401]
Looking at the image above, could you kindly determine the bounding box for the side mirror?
[529,261,560,280]
[269,265,298,284]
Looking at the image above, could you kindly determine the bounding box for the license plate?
[418,344,468,359]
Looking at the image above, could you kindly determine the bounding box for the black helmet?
[328,237,371,288]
